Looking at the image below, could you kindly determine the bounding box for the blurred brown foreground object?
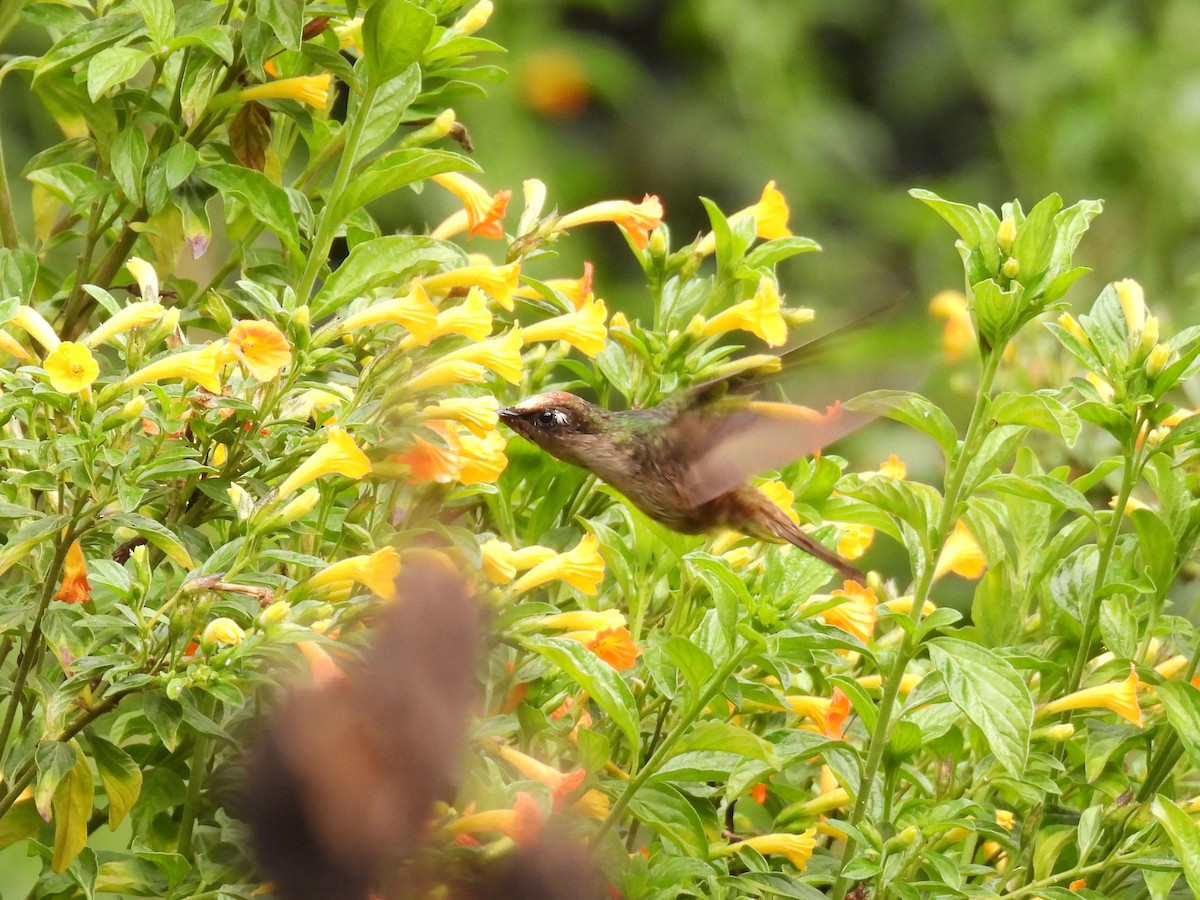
[244,549,606,900]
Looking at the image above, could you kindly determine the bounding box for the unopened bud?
[258,600,292,626]
[226,483,254,521]
[783,307,816,326]
[1035,723,1076,743]
[1146,342,1171,377]
[1139,315,1159,356]
[996,216,1017,255]
[102,395,146,430]
[293,305,310,329]
[647,227,667,258]
[517,178,548,235]
[276,487,320,525]
[202,616,246,647]
[453,0,493,34]
[1056,312,1089,346]
[1001,257,1020,279]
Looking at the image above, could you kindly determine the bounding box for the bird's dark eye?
[535,409,569,428]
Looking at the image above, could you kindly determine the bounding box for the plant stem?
[177,692,218,858]
[0,123,18,249]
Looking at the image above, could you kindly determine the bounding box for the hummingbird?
[499,361,866,583]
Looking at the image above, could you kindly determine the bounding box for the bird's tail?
[766,507,866,586]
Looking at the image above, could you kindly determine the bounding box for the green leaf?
[133,0,175,46]
[110,126,148,205]
[87,46,149,101]
[928,637,1032,776]
[51,744,94,873]
[1131,507,1176,590]
[526,636,640,758]
[961,424,1029,494]
[1158,683,1200,769]
[36,741,79,820]
[845,389,957,458]
[1151,795,1200,895]
[661,636,715,703]
[0,795,43,851]
[362,0,435,87]
[256,0,302,51]
[744,236,821,270]
[311,235,465,319]
[0,514,68,577]
[910,189,995,249]
[977,473,1095,521]
[351,63,422,164]
[990,390,1080,446]
[624,783,707,857]
[687,553,750,648]
[91,737,142,829]
[332,149,474,224]
[673,722,780,766]
[110,513,194,569]
[197,163,301,259]
[1012,193,1062,278]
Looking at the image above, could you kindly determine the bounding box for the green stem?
[831,347,1003,900]
[592,641,755,846]
[177,692,218,859]
[0,122,18,249]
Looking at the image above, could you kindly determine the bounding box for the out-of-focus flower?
[480,540,556,583]
[517,48,591,120]
[44,342,99,394]
[342,283,439,343]
[423,263,521,311]
[84,301,164,347]
[1041,664,1143,728]
[391,427,462,484]
[284,385,353,423]
[929,290,973,361]
[225,320,292,381]
[1115,279,1146,342]
[442,792,544,845]
[0,330,32,362]
[276,426,372,498]
[274,487,320,525]
[125,342,227,393]
[530,609,627,632]
[716,829,817,872]
[816,581,878,644]
[721,546,756,569]
[11,306,60,351]
[297,639,346,685]
[1056,312,1089,347]
[1110,494,1151,517]
[308,547,402,600]
[521,294,608,357]
[838,523,875,560]
[758,479,800,524]
[334,16,363,53]
[202,617,246,646]
[587,627,641,671]
[514,262,595,311]
[451,0,492,34]
[555,195,663,250]
[125,256,160,304]
[571,789,610,820]
[692,277,789,347]
[933,521,986,580]
[696,181,791,255]
[237,74,331,109]
[54,540,91,604]
[881,596,938,618]
[457,428,508,485]
[437,327,523,384]
[878,454,907,480]
[423,395,498,438]
[856,672,923,695]
[431,172,510,239]
[1153,654,1188,682]
[406,359,489,391]
[824,687,850,739]
[496,744,586,811]
[511,534,605,595]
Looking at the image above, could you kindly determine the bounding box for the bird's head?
[498,392,613,468]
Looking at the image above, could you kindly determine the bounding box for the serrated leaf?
[845,389,957,458]
[109,513,193,569]
[928,637,1032,776]
[91,737,142,829]
[525,636,640,758]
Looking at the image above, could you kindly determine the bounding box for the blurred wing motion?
[246,549,480,900]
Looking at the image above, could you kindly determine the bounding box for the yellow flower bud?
[202,617,246,646]
[259,600,292,626]
[996,216,1017,254]
[1146,343,1171,377]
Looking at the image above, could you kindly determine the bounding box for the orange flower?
[275,427,372,498]
[1041,664,1143,728]
[750,783,768,804]
[817,581,878,644]
[588,627,641,671]
[878,453,907,480]
[431,172,511,239]
[392,427,462,484]
[555,195,663,250]
[934,521,986,580]
[297,640,347,685]
[497,744,586,811]
[443,792,544,845]
[517,47,592,120]
[225,320,292,381]
[784,694,835,732]
[824,687,850,740]
[54,540,91,604]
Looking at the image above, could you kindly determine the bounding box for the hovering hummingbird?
[499,361,866,583]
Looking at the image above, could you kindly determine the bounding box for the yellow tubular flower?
[423,396,498,438]
[696,277,788,347]
[0,330,32,362]
[933,521,986,580]
[817,581,878,644]
[757,479,800,524]
[442,792,543,845]
[457,429,508,485]
[531,609,627,632]
[237,74,331,109]
[11,305,60,351]
[406,359,488,392]
[1154,654,1188,681]
[401,287,493,349]
[125,342,227,393]
[124,256,160,303]
[431,172,510,239]
[520,294,608,357]
[342,283,439,342]
[1041,665,1143,728]
[555,195,664,250]
[1115,279,1146,340]
[437,327,524,384]
[423,263,521,311]
[722,546,756,569]
[84,301,165,347]
[511,534,605,595]
[838,523,875,560]
[717,829,817,872]
[202,617,246,646]
[1056,312,1090,347]
[784,694,833,731]
[856,672,923,695]
[571,789,610,820]
[696,181,792,255]
[226,319,292,381]
[515,262,595,311]
[481,540,518,583]
[1085,371,1115,403]
[276,426,372,499]
[43,342,99,393]
[496,744,585,810]
[308,547,402,600]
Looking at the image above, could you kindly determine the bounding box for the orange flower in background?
[296,639,347,686]
[784,694,835,732]
[521,294,608,357]
[517,48,592,119]
[496,744,586,811]
[878,453,907,480]
[443,792,544,845]
[431,172,511,239]
[934,521,986,580]
[588,627,641,671]
[392,426,462,484]
[571,789,610,820]
[555,195,663,250]
[1042,664,1143,728]
[125,342,227,393]
[856,672,924,695]
[929,290,973,361]
[511,534,605,595]
[225,320,292,381]
[824,687,850,739]
[818,581,878,644]
[237,74,331,109]
[422,262,521,311]
[342,283,439,342]
[54,540,91,604]
[43,341,99,394]
[275,426,372,498]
